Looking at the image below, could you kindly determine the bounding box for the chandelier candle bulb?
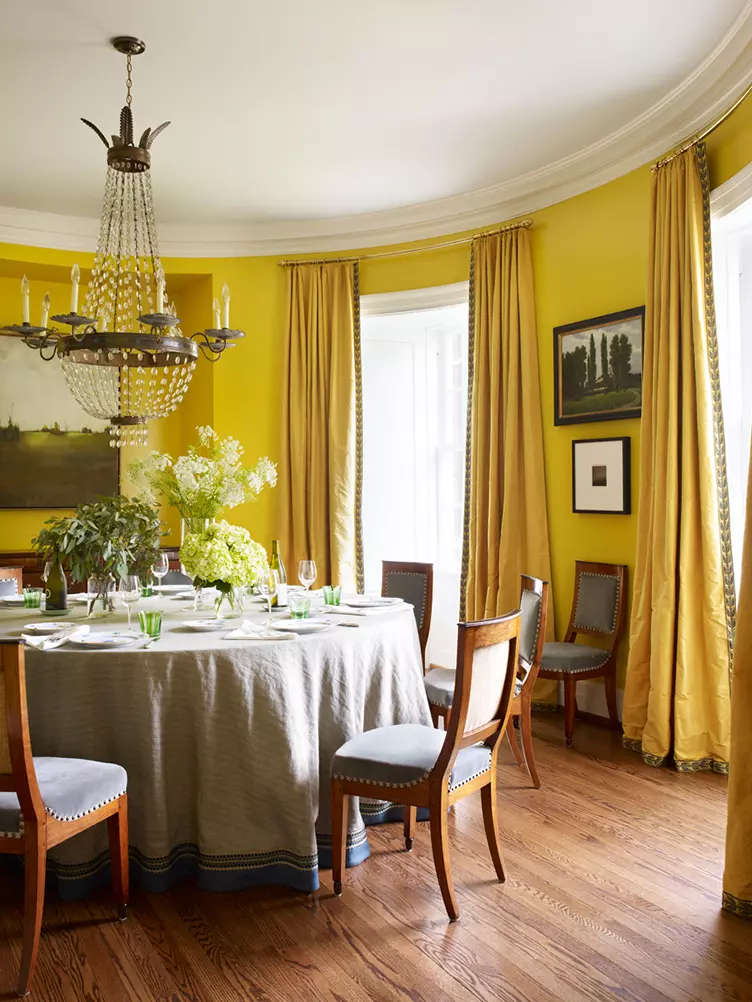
[213,297,221,330]
[21,275,30,324]
[221,283,230,329]
[40,293,50,329]
[70,263,80,313]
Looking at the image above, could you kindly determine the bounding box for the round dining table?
[0,591,432,897]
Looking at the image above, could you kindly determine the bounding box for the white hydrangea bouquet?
[180,521,269,617]
[127,426,277,520]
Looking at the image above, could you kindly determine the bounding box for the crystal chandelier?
[1,36,243,448]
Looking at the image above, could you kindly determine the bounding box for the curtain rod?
[653,80,752,171]
[277,218,533,267]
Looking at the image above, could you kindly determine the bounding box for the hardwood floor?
[1,717,749,1002]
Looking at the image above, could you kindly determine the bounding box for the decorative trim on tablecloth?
[722,891,752,918]
[696,141,736,674]
[353,261,365,594]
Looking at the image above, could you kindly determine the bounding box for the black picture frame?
[554,306,645,426]
[572,436,631,515]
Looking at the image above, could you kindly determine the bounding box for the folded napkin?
[21,625,91,651]
[225,620,295,641]
[325,602,410,617]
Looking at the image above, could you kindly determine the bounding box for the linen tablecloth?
[0,599,431,895]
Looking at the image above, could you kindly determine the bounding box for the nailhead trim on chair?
[573,573,620,634]
[332,770,431,789]
[385,571,427,629]
[44,788,127,823]
[522,588,542,662]
[448,765,491,791]
[0,816,24,839]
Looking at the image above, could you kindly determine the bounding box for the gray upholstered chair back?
[464,640,511,733]
[162,569,193,586]
[382,561,433,663]
[519,589,543,666]
[572,571,620,635]
[0,579,19,598]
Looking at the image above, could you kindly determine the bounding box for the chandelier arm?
[190,333,225,362]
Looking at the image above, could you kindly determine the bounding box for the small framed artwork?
[554,306,645,425]
[572,437,631,514]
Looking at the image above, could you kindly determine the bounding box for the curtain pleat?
[622,143,734,771]
[460,227,554,650]
[279,262,363,592]
[723,442,752,916]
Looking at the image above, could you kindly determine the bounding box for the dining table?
[0,588,432,897]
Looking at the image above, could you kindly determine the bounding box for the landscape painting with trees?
[0,337,118,508]
[554,307,644,426]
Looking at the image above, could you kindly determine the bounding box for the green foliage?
[562,388,640,415]
[32,495,165,583]
[0,418,20,442]
[562,344,588,399]
[587,333,597,391]
[600,333,610,390]
[609,333,633,390]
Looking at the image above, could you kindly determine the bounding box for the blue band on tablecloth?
[2,804,429,899]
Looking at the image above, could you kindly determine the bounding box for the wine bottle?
[45,559,68,612]
[270,540,287,607]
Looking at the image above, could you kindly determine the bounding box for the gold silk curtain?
[723,443,752,917]
[279,261,363,592]
[622,143,734,771]
[460,225,554,641]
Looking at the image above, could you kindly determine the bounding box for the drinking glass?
[118,575,141,632]
[152,553,169,588]
[298,560,317,591]
[23,587,44,609]
[259,569,279,624]
[322,585,341,606]
[138,609,163,638]
[289,593,311,619]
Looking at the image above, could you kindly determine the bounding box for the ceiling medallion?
[0,36,243,447]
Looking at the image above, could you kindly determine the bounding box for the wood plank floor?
[1,717,749,1002]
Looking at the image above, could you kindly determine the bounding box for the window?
[712,168,752,584]
[361,284,469,666]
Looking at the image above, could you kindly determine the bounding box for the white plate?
[341,595,402,608]
[181,619,230,632]
[23,622,71,634]
[70,631,148,649]
[153,583,192,593]
[0,595,24,605]
[273,619,332,635]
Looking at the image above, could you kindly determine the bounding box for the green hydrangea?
[179,520,269,593]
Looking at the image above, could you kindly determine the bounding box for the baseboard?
[565,679,624,719]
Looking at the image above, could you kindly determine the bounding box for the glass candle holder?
[322,585,341,606]
[138,609,163,638]
[289,593,311,619]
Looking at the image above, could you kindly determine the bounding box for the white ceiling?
[0,0,751,254]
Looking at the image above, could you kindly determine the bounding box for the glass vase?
[214,586,243,620]
[181,516,212,542]
[87,576,115,617]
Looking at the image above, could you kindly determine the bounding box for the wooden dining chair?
[423,575,548,788]
[538,560,628,746]
[381,561,433,666]
[0,640,130,997]
[0,567,23,597]
[331,608,521,921]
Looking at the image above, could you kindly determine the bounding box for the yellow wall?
[1,93,751,691]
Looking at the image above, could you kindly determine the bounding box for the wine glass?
[298,560,317,591]
[259,569,279,624]
[152,552,169,590]
[118,575,141,632]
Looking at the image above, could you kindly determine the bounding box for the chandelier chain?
[126,54,133,109]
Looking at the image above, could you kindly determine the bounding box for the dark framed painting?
[554,306,645,425]
[0,337,118,508]
[572,437,631,515]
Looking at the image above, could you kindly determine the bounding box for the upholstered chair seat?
[540,642,610,673]
[0,757,127,837]
[332,723,492,791]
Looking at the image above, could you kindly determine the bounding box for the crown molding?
[2,5,752,259]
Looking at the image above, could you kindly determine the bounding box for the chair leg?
[519,697,541,788]
[506,719,524,765]
[17,831,46,998]
[564,676,577,746]
[107,797,130,921]
[429,704,441,728]
[403,805,416,851]
[429,792,459,921]
[480,775,506,883]
[604,667,620,730]
[331,780,348,896]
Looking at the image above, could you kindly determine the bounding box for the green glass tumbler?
[289,593,311,619]
[138,609,163,638]
[23,587,44,609]
[322,585,341,606]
